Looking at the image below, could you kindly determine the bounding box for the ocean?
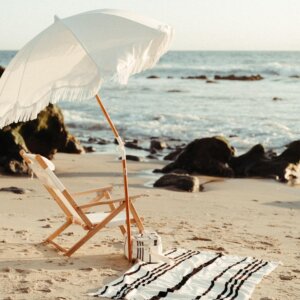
[1,50,299,154]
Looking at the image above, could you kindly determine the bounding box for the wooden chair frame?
[20,150,144,257]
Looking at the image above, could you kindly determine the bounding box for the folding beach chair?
[20,150,144,257]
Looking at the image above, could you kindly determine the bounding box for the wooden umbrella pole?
[95,94,132,262]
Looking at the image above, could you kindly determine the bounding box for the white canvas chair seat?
[84,211,127,227]
[20,150,144,257]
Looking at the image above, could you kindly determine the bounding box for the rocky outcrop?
[0,66,84,175]
[156,137,235,177]
[0,103,84,174]
[156,136,300,187]
[228,141,300,181]
[214,74,263,81]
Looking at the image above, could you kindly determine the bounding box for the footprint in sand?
[15,230,28,234]
[279,274,296,280]
[189,236,212,242]
[38,287,52,293]
[44,279,53,285]
[17,287,31,294]
[1,267,12,272]
[79,267,95,271]
[42,224,52,228]
[259,241,275,246]
[15,268,31,274]
[19,280,29,283]
[54,277,67,282]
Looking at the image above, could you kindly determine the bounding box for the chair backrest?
[21,151,88,225]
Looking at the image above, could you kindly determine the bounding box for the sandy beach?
[0,153,299,299]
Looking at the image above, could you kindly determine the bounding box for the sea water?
[1,51,299,154]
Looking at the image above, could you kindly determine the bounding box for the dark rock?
[83,146,96,153]
[152,116,163,121]
[181,75,207,80]
[6,160,28,174]
[229,140,300,181]
[147,75,160,79]
[290,75,300,78]
[167,76,174,79]
[272,97,283,101]
[206,80,217,83]
[0,186,26,194]
[150,140,167,152]
[0,125,28,174]
[159,137,235,177]
[125,139,143,150]
[167,137,182,142]
[265,149,277,159]
[119,155,142,162]
[164,147,183,161]
[146,154,158,159]
[0,66,4,77]
[229,144,266,177]
[63,135,84,154]
[87,137,110,145]
[277,140,300,164]
[214,74,263,81]
[167,89,183,93]
[154,173,200,192]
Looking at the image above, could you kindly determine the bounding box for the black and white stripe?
[90,248,278,300]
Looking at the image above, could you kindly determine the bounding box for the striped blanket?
[90,248,278,300]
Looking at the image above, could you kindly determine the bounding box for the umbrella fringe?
[0,84,101,129]
[114,28,174,85]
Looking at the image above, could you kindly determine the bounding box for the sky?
[0,0,299,51]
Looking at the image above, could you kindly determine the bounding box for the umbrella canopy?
[0,9,173,128]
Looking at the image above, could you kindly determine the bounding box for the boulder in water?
[214,74,263,81]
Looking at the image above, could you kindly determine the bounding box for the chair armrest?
[78,194,147,210]
[72,185,113,197]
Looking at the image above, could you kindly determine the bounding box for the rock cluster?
[154,137,300,190]
[214,74,263,81]
[146,73,264,81]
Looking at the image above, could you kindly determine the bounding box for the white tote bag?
[124,230,172,264]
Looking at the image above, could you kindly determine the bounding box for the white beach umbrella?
[0,9,173,260]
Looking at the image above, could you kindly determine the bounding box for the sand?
[0,153,299,300]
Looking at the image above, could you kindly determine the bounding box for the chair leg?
[44,219,72,243]
[64,202,126,257]
[130,202,144,233]
[106,191,127,235]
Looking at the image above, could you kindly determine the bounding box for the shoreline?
[0,153,299,299]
